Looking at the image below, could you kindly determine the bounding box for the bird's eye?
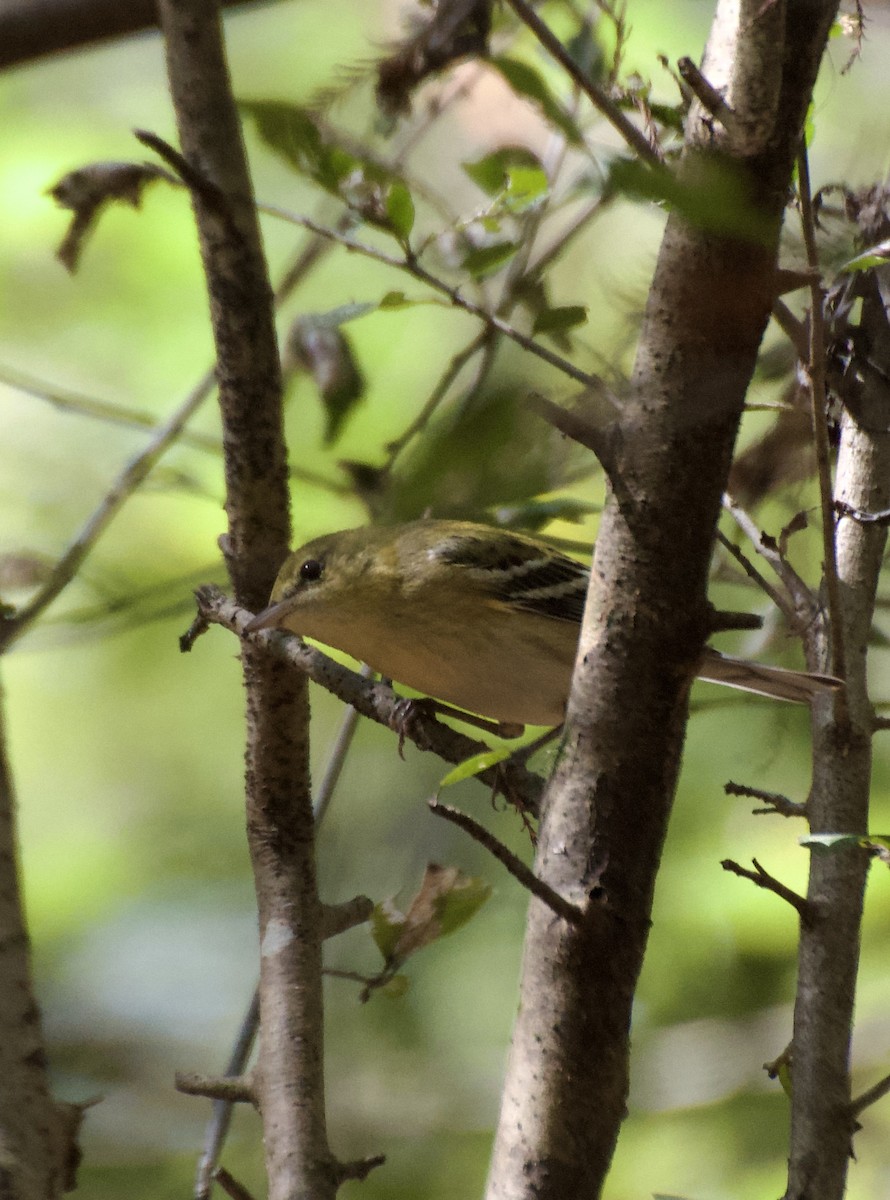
[299,558,324,583]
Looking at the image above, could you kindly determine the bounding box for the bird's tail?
[699,648,842,705]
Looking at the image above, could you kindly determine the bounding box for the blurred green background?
[2,2,890,1197]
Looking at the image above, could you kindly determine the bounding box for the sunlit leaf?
[385,181,415,241]
[438,747,514,788]
[838,239,890,273]
[463,147,548,213]
[370,899,406,962]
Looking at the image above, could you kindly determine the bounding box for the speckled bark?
[157,4,335,1197]
[486,4,840,1197]
[785,239,890,1200]
[0,683,78,1199]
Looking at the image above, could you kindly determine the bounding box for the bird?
[245,518,839,731]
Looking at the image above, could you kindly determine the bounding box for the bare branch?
[175,1073,257,1104]
[724,779,807,819]
[428,800,583,926]
[797,144,848,698]
[850,1071,890,1119]
[721,857,812,921]
[503,0,663,167]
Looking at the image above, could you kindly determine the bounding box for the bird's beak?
[244,599,294,635]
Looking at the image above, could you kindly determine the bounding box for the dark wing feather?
[434,531,588,623]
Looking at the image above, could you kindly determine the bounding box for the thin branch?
[850,1070,890,1119]
[194,990,260,1200]
[213,1168,259,1200]
[0,364,347,496]
[526,390,620,480]
[676,55,743,140]
[503,0,663,168]
[715,528,797,622]
[176,1073,257,1104]
[722,494,818,626]
[321,896,373,940]
[797,144,848,695]
[255,202,597,387]
[724,779,806,818]
[772,297,810,359]
[382,329,491,471]
[721,857,812,921]
[0,367,216,652]
[335,1156,387,1184]
[428,800,583,926]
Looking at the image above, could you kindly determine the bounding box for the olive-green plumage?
[246,519,839,728]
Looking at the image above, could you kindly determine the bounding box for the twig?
[835,501,890,526]
[214,1168,259,1200]
[676,56,742,140]
[526,390,620,480]
[428,800,583,926]
[722,494,818,626]
[335,1156,387,1184]
[797,144,848,697]
[724,780,806,819]
[194,990,260,1200]
[0,364,345,496]
[0,367,216,653]
[382,329,491,471]
[176,1073,256,1104]
[256,203,597,387]
[321,896,373,939]
[715,528,797,622]
[772,297,810,360]
[503,0,662,168]
[721,857,812,921]
[850,1070,890,1119]
[707,608,764,633]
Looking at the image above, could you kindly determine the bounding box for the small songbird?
[245,519,839,730]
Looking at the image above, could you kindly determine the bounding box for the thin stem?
[721,857,812,921]
[428,801,583,926]
[797,144,848,691]
[256,203,597,387]
[503,0,662,168]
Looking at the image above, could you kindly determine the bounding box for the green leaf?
[379,290,412,309]
[532,304,588,335]
[438,747,515,788]
[461,240,519,278]
[370,899,406,962]
[463,147,548,213]
[839,239,890,273]
[242,101,338,185]
[385,181,415,241]
[242,100,416,241]
[433,873,492,938]
[371,865,491,967]
[491,57,583,144]
[380,974,410,999]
